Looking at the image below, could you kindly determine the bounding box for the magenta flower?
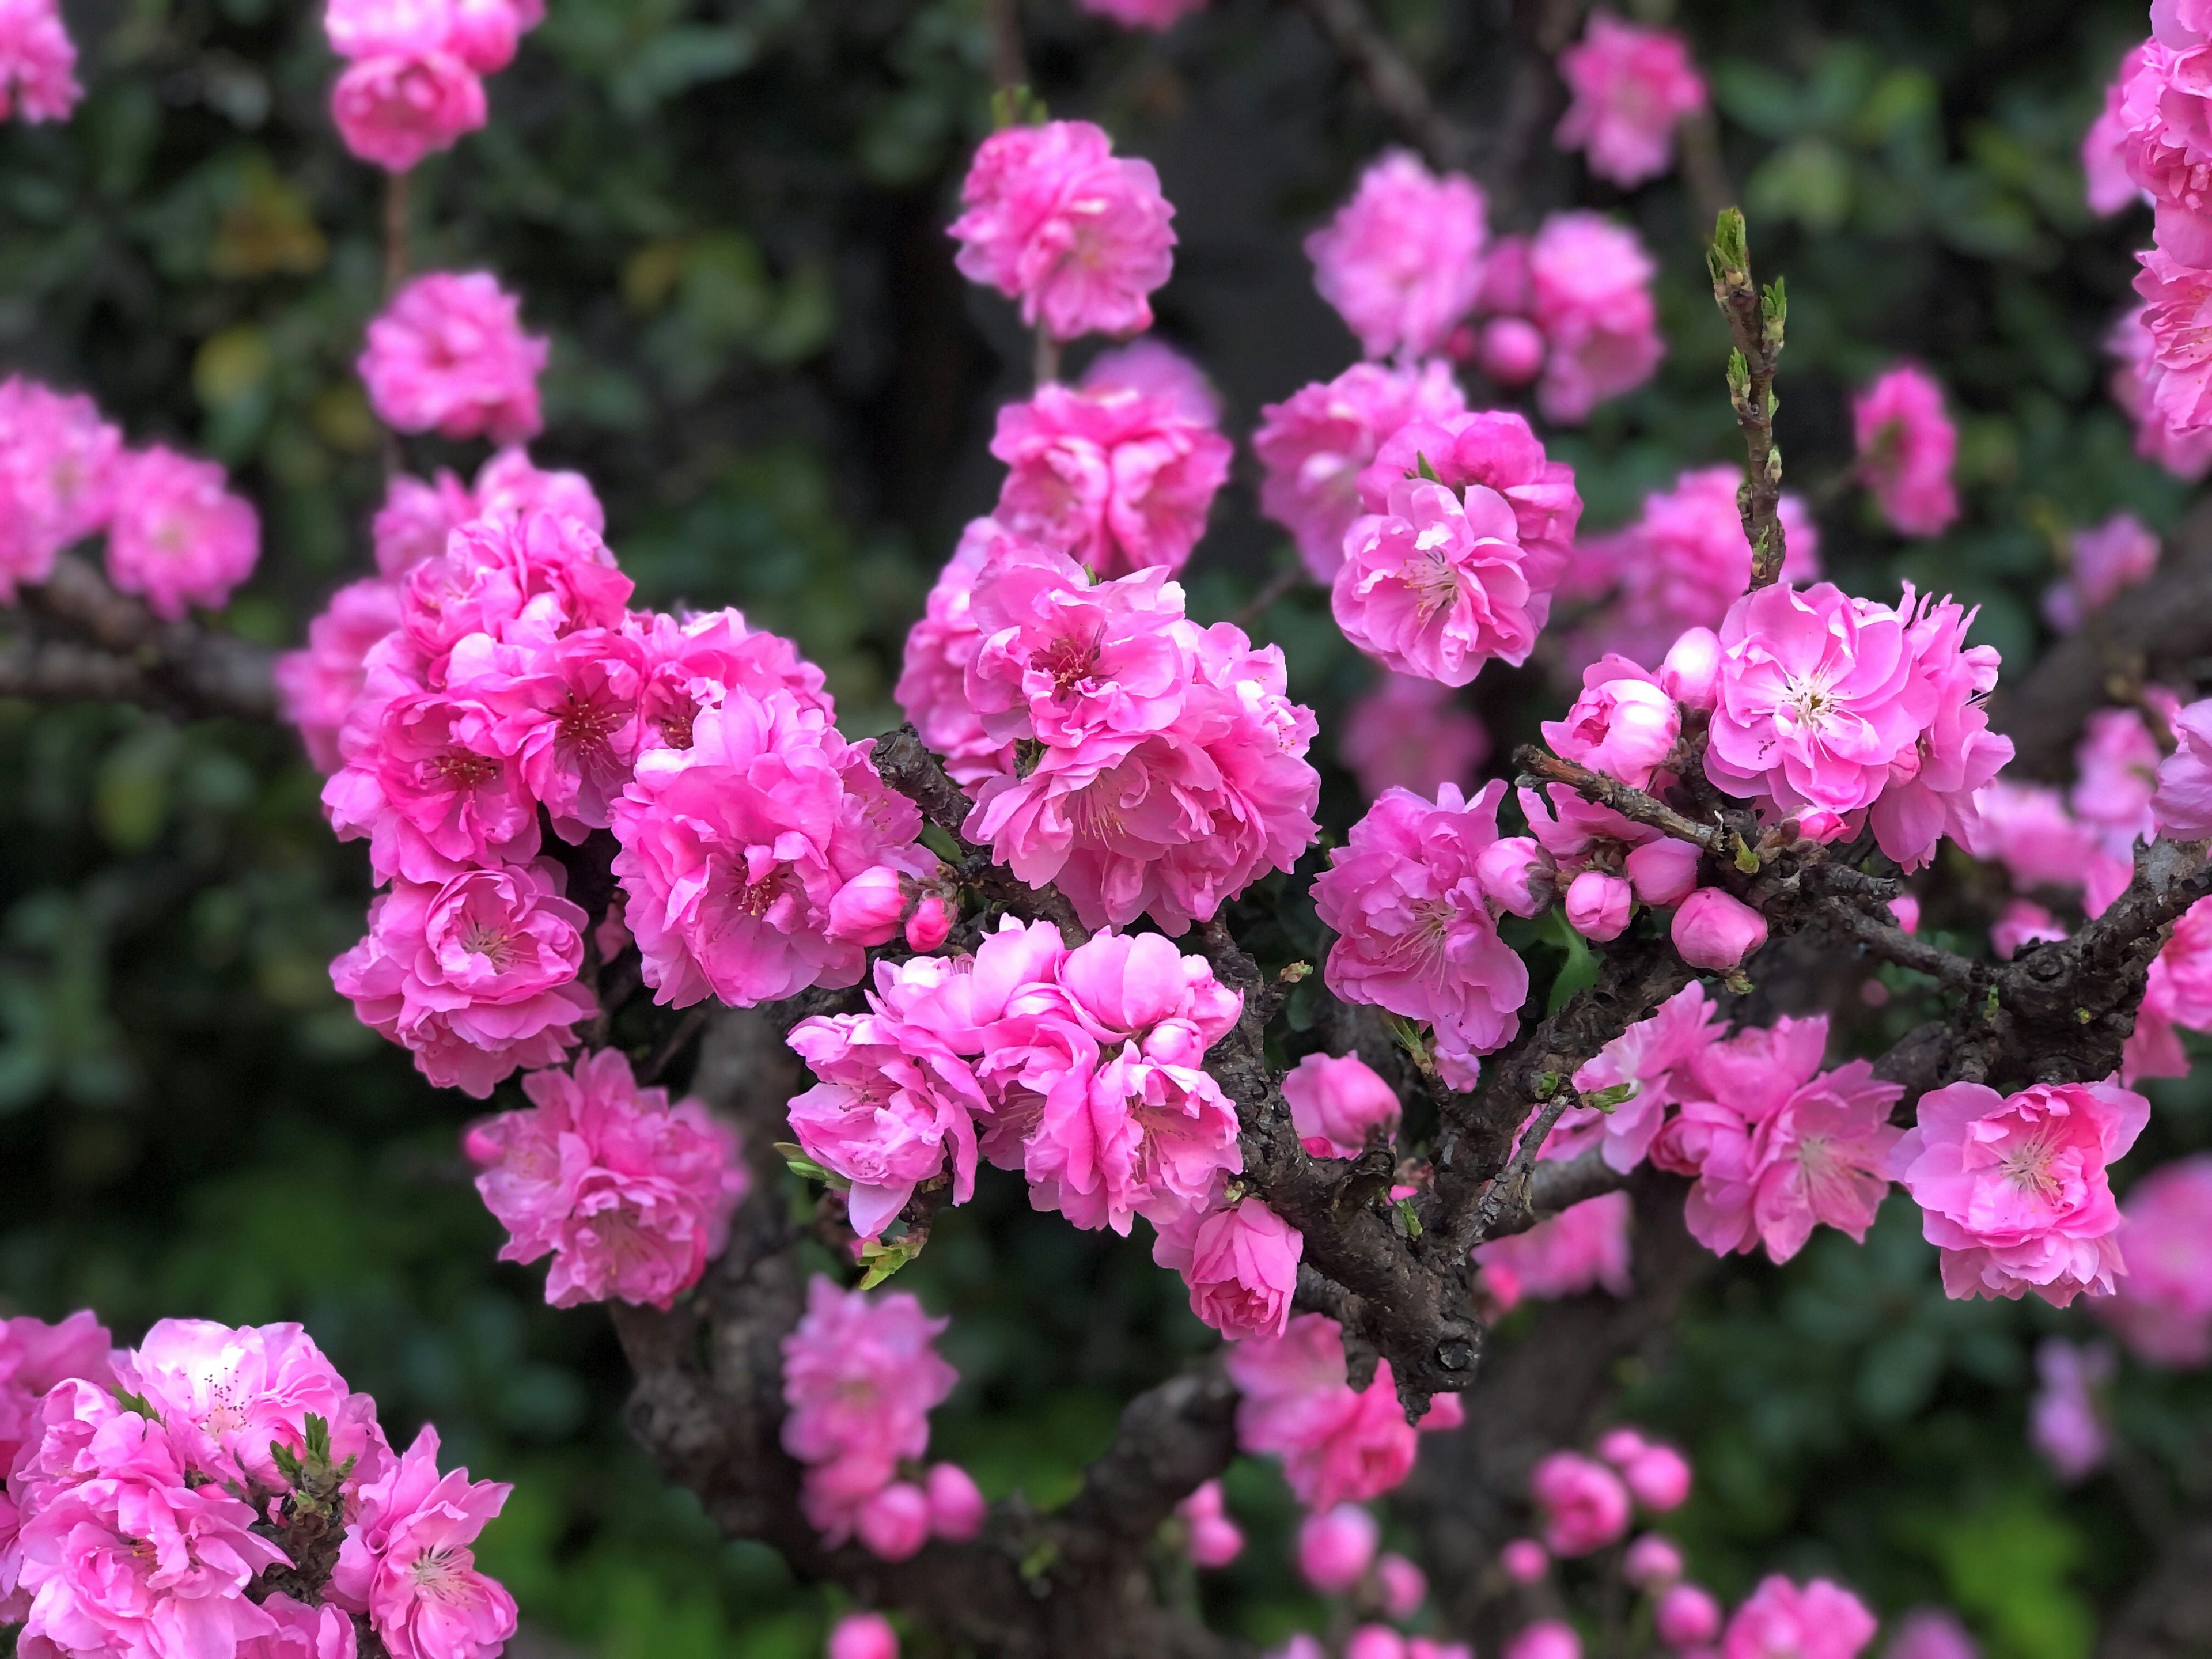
[330,858,594,1097]
[103,445,260,622]
[2109,303,2212,479]
[1355,410,1585,574]
[392,509,632,682]
[1225,1314,1453,1509]
[1526,211,1664,424]
[2134,249,2212,435]
[2071,705,2164,856]
[464,1047,747,1308]
[1853,365,1960,539]
[1529,1450,1631,1557]
[1974,781,2133,919]
[830,1611,902,1659]
[1883,1611,1979,1659]
[1254,361,1467,581]
[895,520,1022,790]
[1659,1584,1723,1647]
[1025,1037,1243,1234]
[1081,336,1221,422]
[1305,151,1488,360]
[2091,1153,2212,1364]
[360,272,548,444]
[1177,1479,1244,1568]
[1152,1195,1303,1341]
[1624,1533,1683,1589]
[1866,589,2014,873]
[2046,512,2160,632]
[0,1312,111,1528]
[1544,663,1680,789]
[628,604,830,756]
[372,448,603,579]
[1282,1051,1402,1158]
[2028,1337,2113,1483]
[611,688,931,1008]
[988,381,1232,579]
[0,377,120,599]
[453,626,647,839]
[0,0,79,122]
[2086,45,2152,216]
[276,577,403,772]
[331,51,486,172]
[1553,11,1707,188]
[1552,982,1721,1173]
[1313,782,1531,1090]
[1296,1503,1380,1594]
[323,688,540,884]
[1890,1078,2151,1305]
[1722,1577,1878,1659]
[1508,1621,1584,1659]
[2119,40,2212,268]
[2154,695,2212,839]
[1339,674,1491,802]
[327,1425,516,1659]
[949,120,1176,342]
[1475,1191,1633,1310]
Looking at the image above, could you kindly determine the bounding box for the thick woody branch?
[1289,0,1475,172]
[1707,210,1790,589]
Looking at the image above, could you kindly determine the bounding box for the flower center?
[434,749,498,788]
[459,919,516,968]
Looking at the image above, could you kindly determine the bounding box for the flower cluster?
[2091,1152,2212,1364]
[779,1277,984,1560]
[359,272,550,445]
[323,0,540,171]
[1472,214,1666,425]
[0,376,258,620]
[2154,692,2212,840]
[1306,151,1490,361]
[1552,11,1708,188]
[1225,1314,1462,1511]
[949,119,1176,342]
[0,0,78,123]
[464,1047,748,1309]
[1475,1191,1634,1310]
[1852,365,1960,539]
[1176,1478,1245,1568]
[2,1316,514,1659]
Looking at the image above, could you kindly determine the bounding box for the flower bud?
[1410,1643,1475,1659]
[829,1612,901,1659]
[1596,1426,1647,1466]
[1347,1627,1410,1659]
[1624,1533,1684,1589]
[1478,316,1547,386]
[926,1462,987,1541]
[1282,1052,1402,1158]
[1656,1583,1722,1647]
[1378,1552,1428,1618]
[1478,836,1552,917]
[905,892,953,953]
[1670,888,1767,970]
[827,865,906,947]
[1658,628,1721,711]
[1190,1513,1245,1567]
[1565,870,1634,942]
[1888,894,1921,934]
[857,1481,931,1562]
[1626,839,1699,907]
[1500,1537,1549,1583]
[1506,1620,1584,1659]
[1625,1444,1692,1510]
[1544,677,1680,789]
[1531,1450,1631,1556]
[1297,1503,1380,1594]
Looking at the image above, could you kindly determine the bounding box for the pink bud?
[1993,897,2065,959]
[829,1611,900,1659]
[1626,839,1700,907]
[1670,888,1766,970]
[1624,1445,1691,1511]
[1478,316,1547,386]
[857,1481,932,1561]
[1531,1450,1631,1556]
[827,865,906,947]
[1180,1478,1226,1522]
[1283,1052,1402,1159]
[1423,1392,1464,1431]
[1378,1552,1428,1618]
[1505,1620,1584,1659]
[1565,870,1633,942]
[1347,1627,1410,1659]
[1190,1514,1245,1568]
[1595,1427,1647,1467]
[1501,1537,1550,1583]
[926,1463,987,1541]
[1297,1503,1380,1594]
[905,892,953,953]
[1623,1533,1683,1589]
[1544,676,1680,789]
[1658,628,1721,711]
[1888,894,1921,934]
[1478,836,1553,918]
[1655,1583,1721,1647]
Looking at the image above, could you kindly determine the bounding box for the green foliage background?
[3,0,2208,1653]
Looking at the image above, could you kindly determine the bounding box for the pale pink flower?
[896,520,1029,790]
[0,1310,111,1519]
[277,576,403,772]
[1530,1450,1631,1557]
[949,120,1176,342]
[1225,1315,1446,1509]
[989,381,1232,578]
[328,1425,516,1659]
[1722,1577,1877,1659]
[1313,782,1531,1090]
[1297,1503,1380,1594]
[1554,10,1707,188]
[1306,150,1488,360]
[2134,248,2212,434]
[1153,1195,1304,1340]
[1659,1585,1724,1648]
[1527,211,1663,424]
[611,688,931,1008]
[1671,888,1766,971]
[2028,1337,2112,1483]
[2154,695,2212,839]
[360,271,548,443]
[1355,409,1584,570]
[1883,1612,1979,1659]
[1254,361,1467,581]
[1551,982,1721,1173]
[329,858,596,1098]
[331,51,486,171]
[1509,1621,1584,1659]
[371,450,601,580]
[2071,706,2164,855]
[1853,365,1960,539]
[1974,781,2132,916]
[1340,673,1491,801]
[103,445,260,622]
[0,0,79,122]
[829,1612,901,1659]
[1178,1479,1244,1567]
[1890,1079,2151,1305]
[0,377,120,597]
[2120,40,2212,267]
[1625,1533,1684,1589]
[2090,1152,2212,1364]
[2045,512,2160,631]
[1082,337,1220,422]
[2110,303,2212,478]
[1544,664,1680,789]
[464,1047,747,1308]
[2086,45,2153,216]
[1282,1051,1400,1158]
[1475,1191,1633,1311]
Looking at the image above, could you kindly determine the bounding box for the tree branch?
[1289,0,1475,172]
[1706,210,1790,589]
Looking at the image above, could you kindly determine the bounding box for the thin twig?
[1231,565,1305,629]
[986,0,1025,92]
[1513,747,1729,854]
[1464,1087,1581,1249]
[382,169,411,296]
[1706,209,1790,589]
[1289,0,1474,172]
[642,1007,711,1085]
[1033,325,1062,389]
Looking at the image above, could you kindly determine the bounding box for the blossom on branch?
[1281,1051,1401,1159]
[1722,1577,1878,1659]
[1852,365,1960,539]
[2154,695,2212,839]
[359,272,549,444]
[104,446,261,622]
[1338,674,1491,801]
[0,0,79,122]
[328,1425,516,1659]
[1306,151,1488,361]
[2089,1152,2212,1364]
[0,377,119,600]
[1475,1192,1633,1310]
[1553,11,1707,188]
[2044,512,2160,632]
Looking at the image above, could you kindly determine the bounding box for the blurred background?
[3,0,2208,1653]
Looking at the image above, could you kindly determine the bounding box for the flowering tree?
[4,1,2212,1657]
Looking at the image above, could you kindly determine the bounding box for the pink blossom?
[1475,1191,1634,1310]
[2134,249,2212,434]
[1306,151,1488,360]
[1867,591,2014,874]
[1889,1079,2151,1305]
[2090,1153,2212,1363]
[1297,1503,1380,1594]
[1625,1533,1684,1588]
[1378,1552,1427,1618]
[2154,695,2212,839]
[857,1482,930,1561]
[1566,870,1633,940]
[1883,1612,1979,1659]
[372,449,602,579]
[1153,1196,1304,1340]
[1527,211,1664,424]
[895,520,1024,790]
[989,382,1232,578]
[2071,707,2164,856]
[829,1612,901,1659]
[0,377,120,597]
[612,688,930,1007]
[1529,1450,1631,1556]
[1334,476,1565,683]
[331,52,486,172]
[1551,982,1720,1173]
[388,509,631,685]
[1662,628,1724,711]
[2110,302,2212,478]
[0,1310,111,1497]
[276,577,403,772]
[1722,1577,1878,1659]
[1853,366,1960,539]
[628,604,830,757]
[1313,782,1531,1090]
[1554,11,1707,188]
[2028,1337,2112,1483]
[2087,46,2152,216]
[102,445,260,622]
[360,272,548,443]
[1177,1479,1244,1567]
[322,688,540,884]
[1355,410,1584,578]
[1501,1539,1549,1583]
[1282,1051,1401,1158]
[1991,898,2066,960]
[0,0,79,121]
[1027,1035,1244,1236]
[1624,1444,1691,1510]
[1339,673,1491,801]
[463,1047,747,1308]
[2045,512,2160,631]
[1082,338,1220,423]
[1254,361,1467,581]
[906,895,953,953]
[1225,1315,1448,1509]
[1349,1630,1410,1659]
[1478,316,1548,385]
[949,120,1176,342]
[450,626,647,839]
[2120,41,2212,267]
[1544,665,1680,789]
[1596,1427,1646,1465]
[1660,1585,1724,1648]
[1509,1622,1584,1659]
[327,1425,516,1659]
[1974,781,2131,916]
[1671,888,1766,971]
[925,1462,986,1541]
[243,1593,361,1659]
